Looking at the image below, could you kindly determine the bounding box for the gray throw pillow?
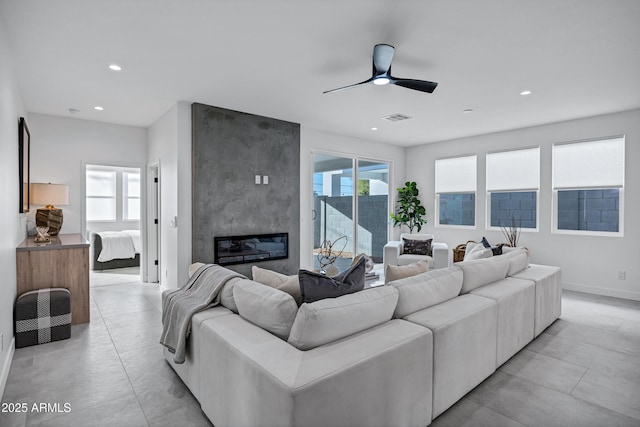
[298,257,366,303]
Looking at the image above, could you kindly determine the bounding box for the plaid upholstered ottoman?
[15,288,71,348]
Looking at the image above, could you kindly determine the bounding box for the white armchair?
[383,233,451,273]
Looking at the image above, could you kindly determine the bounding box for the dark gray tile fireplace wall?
[191,103,301,276]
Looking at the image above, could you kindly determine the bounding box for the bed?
[91,230,141,271]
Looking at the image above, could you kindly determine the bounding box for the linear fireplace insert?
[214,233,288,266]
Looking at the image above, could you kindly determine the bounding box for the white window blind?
[553,137,625,189]
[486,147,539,191]
[435,155,477,193]
[86,169,116,221]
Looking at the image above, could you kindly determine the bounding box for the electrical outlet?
[617,270,626,280]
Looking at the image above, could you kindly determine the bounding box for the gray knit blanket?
[160,264,245,363]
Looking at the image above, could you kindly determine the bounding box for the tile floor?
[1,275,640,427]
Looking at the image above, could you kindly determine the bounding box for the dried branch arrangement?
[501,216,521,247]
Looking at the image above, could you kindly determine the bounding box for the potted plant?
[390,181,427,233]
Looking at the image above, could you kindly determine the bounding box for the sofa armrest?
[383,240,403,271]
[199,315,433,427]
[432,242,451,269]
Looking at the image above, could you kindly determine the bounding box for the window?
[123,171,141,221]
[86,169,116,221]
[486,147,540,229]
[86,165,141,223]
[435,155,476,227]
[553,136,624,235]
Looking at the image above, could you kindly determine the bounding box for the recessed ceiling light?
[371,127,378,131]
[463,109,474,114]
[68,108,80,114]
[520,90,532,96]
[94,106,104,111]
[108,64,122,71]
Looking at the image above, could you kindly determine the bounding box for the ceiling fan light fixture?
[323,44,438,94]
[373,77,390,86]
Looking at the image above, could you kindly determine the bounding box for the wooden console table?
[16,233,90,324]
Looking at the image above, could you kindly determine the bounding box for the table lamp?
[31,183,69,236]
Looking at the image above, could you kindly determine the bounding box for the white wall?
[147,101,191,290]
[26,113,147,236]
[406,109,640,300]
[300,126,406,270]
[0,15,26,399]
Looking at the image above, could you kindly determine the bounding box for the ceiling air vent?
[382,113,412,122]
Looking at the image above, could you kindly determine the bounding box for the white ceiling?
[1,0,639,147]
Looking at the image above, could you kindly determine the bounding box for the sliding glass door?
[312,153,390,271]
[356,160,390,263]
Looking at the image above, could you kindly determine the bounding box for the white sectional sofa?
[164,248,561,427]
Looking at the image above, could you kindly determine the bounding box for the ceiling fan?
[323,44,438,94]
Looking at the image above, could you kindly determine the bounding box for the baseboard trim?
[0,337,15,399]
[563,281,640,302]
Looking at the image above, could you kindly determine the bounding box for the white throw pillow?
[464,241,493,261]
[233,279,298,340]
[389,266,463,318]
[252,266,301,305]
[287,286,398,351]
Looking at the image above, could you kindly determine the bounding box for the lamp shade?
[31,183,69,207]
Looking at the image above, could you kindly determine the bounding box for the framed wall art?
[19,116,30,213]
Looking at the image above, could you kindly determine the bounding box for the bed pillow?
[385,259,430,284]
[298,257,366,303]
[233,279,298,340]
[252,266,301,305]
[288,286,398,350]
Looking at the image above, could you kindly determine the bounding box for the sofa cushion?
[456,256,510,294]
[385,259,429,284]
[219,277,244,313]
[298,257,365,303]
[233,280,298,340]
[389,267,463,318]
[189,262,206,278]
[502,247,529,276]
[252,266,302,305]
[287,286,399,350]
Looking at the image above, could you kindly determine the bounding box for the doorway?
[84,163,144,284]
[312,152,390,270]
[147,164,160,283]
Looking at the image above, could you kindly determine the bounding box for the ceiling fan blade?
[323,78,372,94]
[372,44,394,76]
[392,78,438,93]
